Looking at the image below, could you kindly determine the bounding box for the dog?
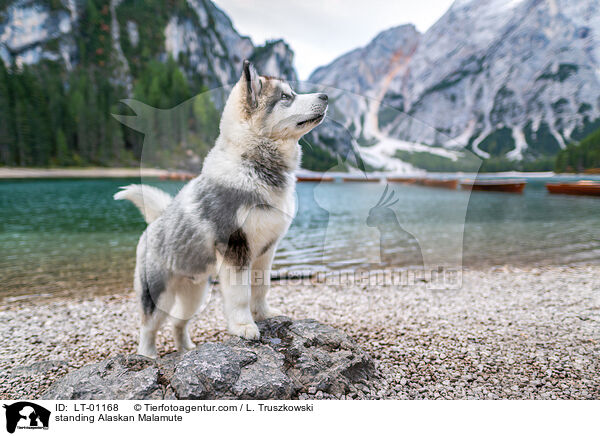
[114,60,328,358]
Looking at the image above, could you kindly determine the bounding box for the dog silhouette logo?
[3,402,50,433]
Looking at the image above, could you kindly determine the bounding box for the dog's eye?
[281,92,291,100]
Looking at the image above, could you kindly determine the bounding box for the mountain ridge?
[307,0,600,171]
[0,0,299,168]
[3,0,600,172]
[0,0,297,85]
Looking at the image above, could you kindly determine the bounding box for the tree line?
[555,127,600,173]
[0,57,217,167]
[0,0,218,169]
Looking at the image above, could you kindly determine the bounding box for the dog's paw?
[229,322,260,340]
[178,339,196,352]
[252,305,283,321]
[137,345,158,359]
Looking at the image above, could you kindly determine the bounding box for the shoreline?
[0,167,170,179]
[1,264,598,400]
[1,167,599,180]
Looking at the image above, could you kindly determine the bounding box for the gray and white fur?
[114,60,328,358]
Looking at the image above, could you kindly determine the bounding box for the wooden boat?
[460,179,526,193]
[546,180,600,196]
[159,172,195,181]
[342,176,381,183]
[296,175,334,182]
[583,168,600,175]
[422,178,458,189]
[387,177,420,184]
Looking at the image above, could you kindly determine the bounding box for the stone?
[42,355,162,400]
[42,317,380,400]
[11,360,68,377]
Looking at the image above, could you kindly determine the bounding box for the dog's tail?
[113,184,172,224]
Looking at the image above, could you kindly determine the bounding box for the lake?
[1,176,600,300]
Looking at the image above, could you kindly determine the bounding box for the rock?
[11,360,68,377]
[41,355,163,400]
[42,317,379,400]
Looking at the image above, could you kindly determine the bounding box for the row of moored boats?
[298,175,600,196]
[160,172,600,196]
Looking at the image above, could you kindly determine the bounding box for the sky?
[213,0,455,79]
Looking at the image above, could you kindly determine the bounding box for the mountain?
[308,0,600,172]
[0,0,296,86]
[0,0,297,167]
[305,24,422,172]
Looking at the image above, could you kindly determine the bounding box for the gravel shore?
[1,265,599,400]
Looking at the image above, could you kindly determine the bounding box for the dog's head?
[220,60,328,144]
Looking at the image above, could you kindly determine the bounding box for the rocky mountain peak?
[250,39,298,83]
[0,0,298,89]
[308,0,600,171]
[309,24,420,95]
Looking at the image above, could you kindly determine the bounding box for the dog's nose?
[318,93,328,102]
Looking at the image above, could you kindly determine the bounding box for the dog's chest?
[241,190,294,254]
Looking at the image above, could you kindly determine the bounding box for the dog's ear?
[242,59,261,109]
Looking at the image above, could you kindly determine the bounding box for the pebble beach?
[1,265,599,400]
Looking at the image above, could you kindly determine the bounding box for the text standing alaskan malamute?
[115,60,328,358]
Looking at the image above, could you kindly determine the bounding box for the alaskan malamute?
[115,60,328,358]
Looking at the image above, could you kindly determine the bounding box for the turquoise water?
[1,176,600,299]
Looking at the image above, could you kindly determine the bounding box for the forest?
[555,127,600,173]
[0,0,218,169]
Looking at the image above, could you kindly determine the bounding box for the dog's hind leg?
[135,259,171,359]
[170,274,211,352]
[250,247,282,321]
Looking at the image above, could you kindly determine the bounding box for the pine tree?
[0,62,14,165]
[55,128,70,165]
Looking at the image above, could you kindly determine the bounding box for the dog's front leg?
[219,263,260,340]
[250,247,282,321]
